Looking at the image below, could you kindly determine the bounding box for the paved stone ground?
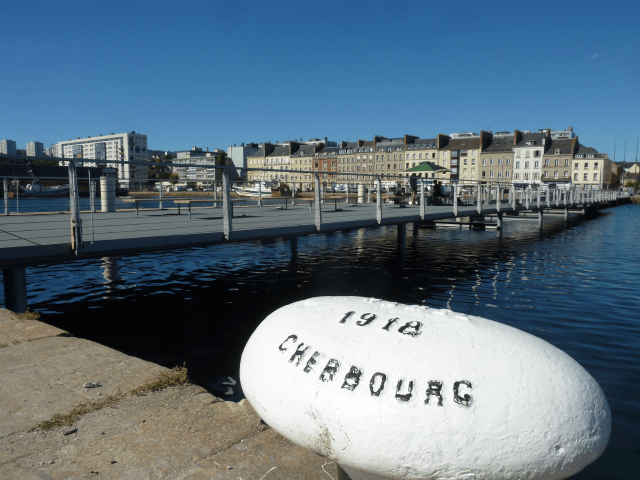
[0,309,341,480]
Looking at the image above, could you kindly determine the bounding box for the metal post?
[159,179,164,210]
[512,186,516,210]
[68,162,82,256]
[496,184,501,212]
[496,212,503,230]
[547,188,551,207]
[536,187,541,209]
[453,183,459,216]
[525,187,530,209]
[3,178,8,215]
[564,206,569,221]
[477,182,482,214]
[556,189,560,207]
[314,174,322,231]
[3,266,28,313]
[420,180,425,220]
[223,169,232,240]
[374,177,382,224]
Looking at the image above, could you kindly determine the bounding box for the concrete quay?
[0,309,340,480]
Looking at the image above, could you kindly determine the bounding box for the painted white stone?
[240,297,610,480]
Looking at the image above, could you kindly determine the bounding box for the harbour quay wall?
[0,308,338,479]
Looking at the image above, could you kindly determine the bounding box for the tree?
[169,173,180,185]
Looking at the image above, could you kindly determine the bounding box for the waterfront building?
[512,130,550,186]
[313,145,340,188]
[227,143,260,180]
[478,132,515,184]
[173,147,226,186]
[26,141,44,157]
[572,146,613,189]
[57,132,149,189]
[439,132,485,183]
[404,137,440,179]
[540,137,578,187]
[44,145,60,157]
[0,139,17,156]
[291,144,322,189]
[373,137,405,182]
[337,140,366,184]
[247,142,301,184]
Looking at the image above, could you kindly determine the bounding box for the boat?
[232,181,272,197]
[23,182,70,197]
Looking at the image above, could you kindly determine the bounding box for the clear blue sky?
[2,0,639,159]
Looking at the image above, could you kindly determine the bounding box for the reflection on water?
[1,204,639,479]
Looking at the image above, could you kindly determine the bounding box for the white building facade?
[512,131,549,186]
[26,141,44,157]
[57,132,149,188]
[0,139,17,156]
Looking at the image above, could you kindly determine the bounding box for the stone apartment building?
[572,146,612,189]
[439,132,487,183]
[540,138,577,186]
[478,132,515,184]
[246,142,302,184]
[512,130,551,186]
[404,137,439,177]
[291,144,323,189]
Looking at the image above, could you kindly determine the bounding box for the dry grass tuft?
[31,393,121,431]
[130,364,189,396]
[16,308,41,320]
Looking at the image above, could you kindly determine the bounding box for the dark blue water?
[2,201,638,479]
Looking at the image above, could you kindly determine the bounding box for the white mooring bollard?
[241,297,610,480]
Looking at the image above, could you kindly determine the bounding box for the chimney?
[206,147,209,152]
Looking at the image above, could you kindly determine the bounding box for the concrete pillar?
[358,184,365,204]
[538,209,544,229]
[564,207,569,221]
[496,212,503,230]
[3,266,27,313]
[397,223,406,252]
[413,221,419,235]
[100,176,116,212]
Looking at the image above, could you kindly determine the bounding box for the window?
[594,162,599,168]
[482,158,487,166]
[534,161,539,168]
[534,151,540,157]
[554,171,558,179]
[464,159,468,165]
[574,173,578,180]
[525,151,530,158]
[565,159,569,166]
[524,161,529,169]
[594,173,598,180]
[544,170,548,177]
[506,171,510,178]
[584,162,588,169]
[584,173,588,180]
[544,159,549,166]
[481,170,486,178]
[554,159,559,167]
[498,170,502,178]
[564,171,568,178]
[472,158,476,165]
[490,170,495,178]
[534,173,539,179]
[515,173,520,179]
[490,158,495,165]
[419,153,422,159]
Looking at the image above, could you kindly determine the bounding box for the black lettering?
[319,359,340,382]
[279,335,297,352]
[382,318,399,331]
[395,379,414,402]
[288,343,310,366]
[425,380,443,406]
[303,351,323,373]
[369,373,387,397]
[341,366,363,391]
[339,311,355,324]
[454,380,473,407]
[398,321,422,337]
[356,313,377,326]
